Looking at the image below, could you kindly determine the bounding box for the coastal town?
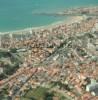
[0,6,98,100]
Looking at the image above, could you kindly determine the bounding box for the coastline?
[0,5,98,35]
[0,16,84,35]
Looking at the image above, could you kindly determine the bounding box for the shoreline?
[0,19,68,34]
[0,16,85,35]
[0,5,98,35]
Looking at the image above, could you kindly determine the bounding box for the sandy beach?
[0,5,98,35]
[0,16,85,36]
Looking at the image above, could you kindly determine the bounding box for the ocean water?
[0,0,98,32]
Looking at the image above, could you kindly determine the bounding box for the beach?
[0,16,83,35]
[0,5,97,35]
[0,0,98,32]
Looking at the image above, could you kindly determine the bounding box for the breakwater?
[32,6,98,16]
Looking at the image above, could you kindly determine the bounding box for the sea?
[0,0,98,32]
